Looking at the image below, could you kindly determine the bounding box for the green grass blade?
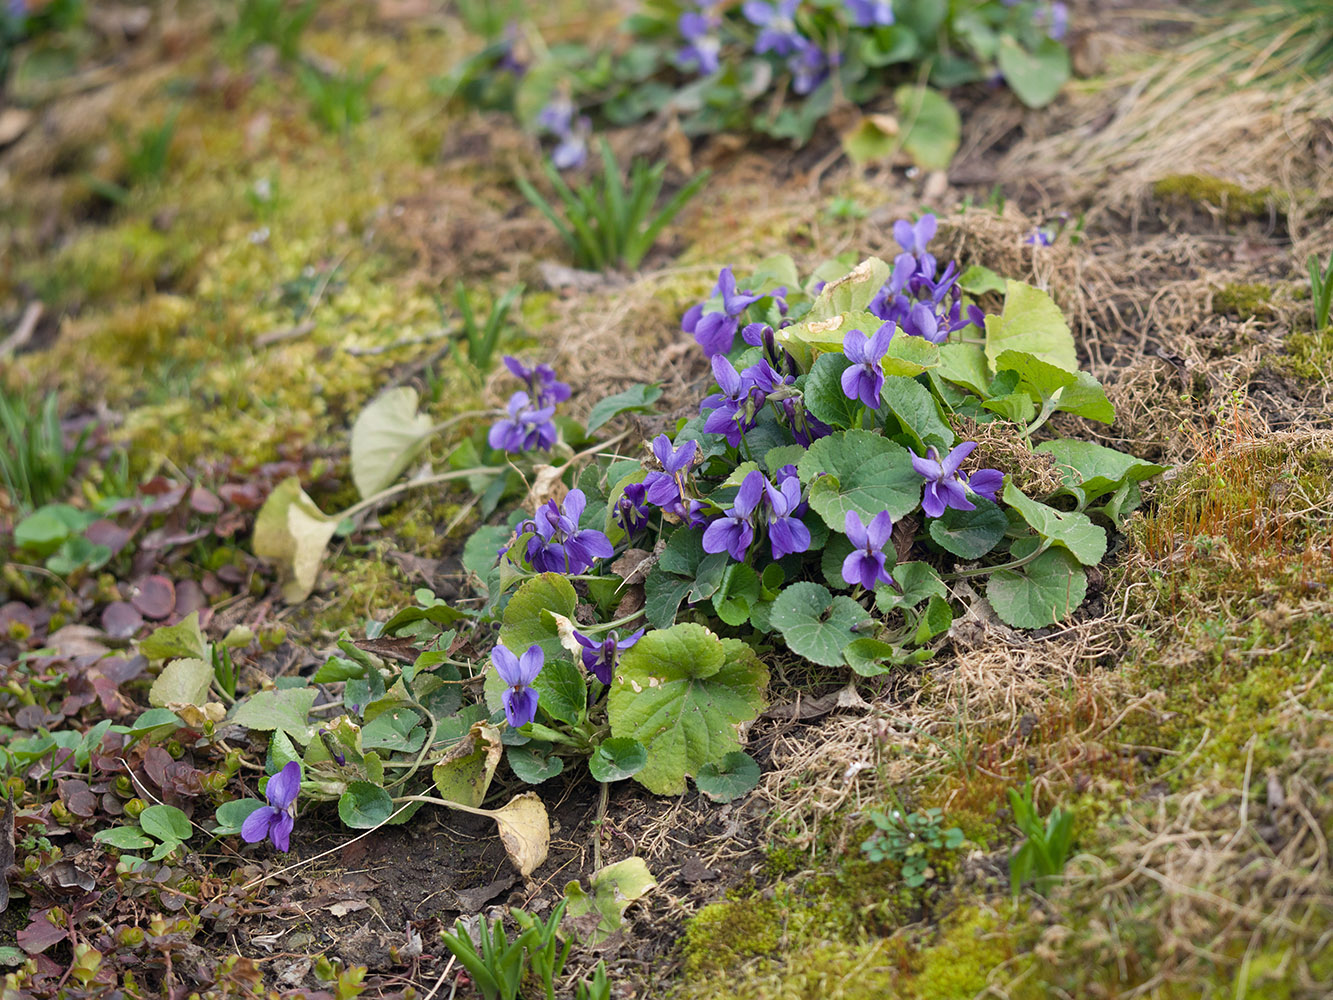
[516,175,579,257]
[627,169,709,270]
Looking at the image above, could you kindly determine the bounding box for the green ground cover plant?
[442,0,1072,170]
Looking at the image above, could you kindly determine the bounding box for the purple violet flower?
[492,643,543,727]
[488,391,557,453]
[678,10,722,74]
[241,761,301,853]
[552,119,591,171]
[743,0,804,56]
[841,510,895,590]
[845,0,893,27]
[910,442,1003,517]
[841,324,894,408]
[520,489,614,573]
[643,435,699,507]
[893,214,938,279]
[701,355,762,447]
[902,302,947,344]
[788,38,828,95]
[702,471,765,561]
[683,267,765,357]
[614,482,650,535]
[572,627,646,685]
[761,475,811,559]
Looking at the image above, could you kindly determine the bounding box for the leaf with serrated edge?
[986,546,1087,627]
[798,430,921,526]
[608,624,768,795]
[149,658,214,710]
[770,582,867,666]
[985,281,1078,374]
[1002,483,1107,565]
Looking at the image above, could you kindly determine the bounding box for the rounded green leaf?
[338,781,394,829]
[507,743,565,785]
[251,476,339,604]
[843,637,899,677]
[214,798,266,836]
[588,737,648,783]
[93,826,154,851]
[798,430,922,527]
[894,85,960,170]
[986,546,1087,628]
[770,582,869,667]
[880,375,954,452]
[335,784,391,832]
[928,499,1008,559]
[139,804,192,843]
[148,658,214,710]
[694,751,760,803]
[608,624,768,795]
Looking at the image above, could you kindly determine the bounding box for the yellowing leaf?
[252,477,339,603]
[149,658,214,709]
[491,792,549,876]
[984,281,1078,374]
[431,722,502,808]
[349,387,436,499]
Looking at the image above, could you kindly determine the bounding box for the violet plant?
[231,210,1159,873]
[439,0,1073,170]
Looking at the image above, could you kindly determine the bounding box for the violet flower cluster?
[867,214,985,345]
[702,467,810,562]
[488,355,570,454]
[741,0,829,94]
[517,489,614,574]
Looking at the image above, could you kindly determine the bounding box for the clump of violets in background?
[488,355,569,454]
[536,93,591,170]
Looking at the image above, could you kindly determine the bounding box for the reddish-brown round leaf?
[102,601,144,639]
[131,576,176,620]
[189,485,223,515]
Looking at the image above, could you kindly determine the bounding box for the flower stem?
[945,540,1052,580]
[339,466,497,521]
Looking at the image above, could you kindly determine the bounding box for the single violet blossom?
[841,324,894,408]
[241,761,301,853]
[702,470,765,561]
[700,355,762,447]
[488,391,557,453]
[845,0,893,27]
[841,510,895,590]
[682,267,765,357]
[678,10,722,74]
[493,643,543,727]
[789,38,828,95]
[643,435,698,507]
[743,0,803,56]
[893,214,938,279]
[520,489,614,573]
[761,474,811,559]
[572,627,645,685]
[614,482,650,536]
[910,441,1003,517]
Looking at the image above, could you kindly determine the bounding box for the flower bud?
[124,798,147,820]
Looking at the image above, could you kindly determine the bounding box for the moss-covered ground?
[2,2,1333,998]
